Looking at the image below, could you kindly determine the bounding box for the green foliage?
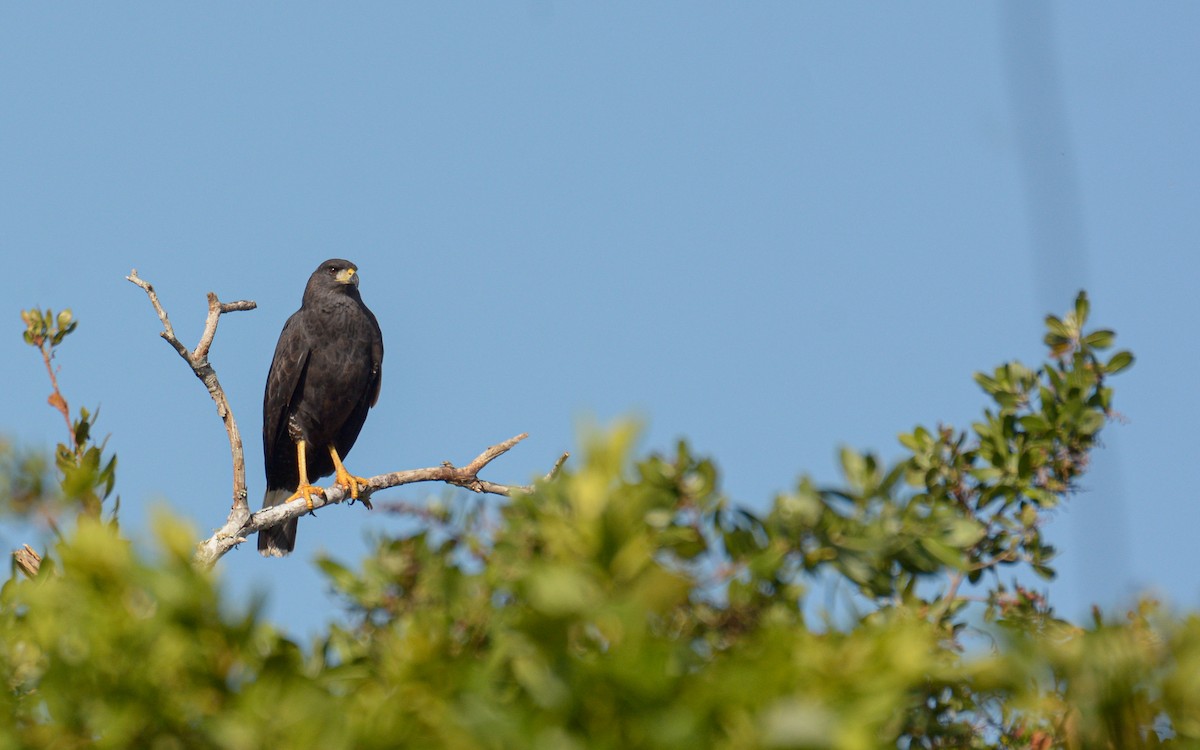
[0,516,331,749]
[7,291,1197,749]
[0,440,50,520]
[20,308,77,349]
[12,307,118,534]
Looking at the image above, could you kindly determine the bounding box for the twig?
[931,571,965,621]
[193,433,545,567]
[32,339,74,449]
[126,270,256,516]
[547,451,570,479]
[377,499,454,523]
[12,544,41,579]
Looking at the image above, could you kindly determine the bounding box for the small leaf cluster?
[744,292,1134,616]
[20,308,76,349]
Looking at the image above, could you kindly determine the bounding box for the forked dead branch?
[126,270,559,568]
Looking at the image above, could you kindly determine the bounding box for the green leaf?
[942,518,985,548]
[659,525,707,559]
[1082,329,1115,350]
[878,463,905,495]
[776,481,824,527]
[1044,314,1071,339]
[317,558,361,594]
[1073,291,1090,326]
[526,566,597,616]
[723,527,761,557]
[1106,350,1134,374]
[1031,563,1056,580]
[1018,414,1051,434]
[839,446,867,492]
[919,537,965,569]
[974,371,999,394]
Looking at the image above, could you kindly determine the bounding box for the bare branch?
[125,270,189,360]
[193,433,548,567]
[194,293,222,360]
[547,451,570,480]
[12,544,41,579]
[220,301,257,314]
[455,432,527,476]
[126,270,256,516]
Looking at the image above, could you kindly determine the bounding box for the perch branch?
[193,433,548,567]
[126,270,256,517]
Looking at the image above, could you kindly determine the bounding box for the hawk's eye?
[328,266,338,274]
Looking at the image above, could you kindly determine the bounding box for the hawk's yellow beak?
[336,267,359,287]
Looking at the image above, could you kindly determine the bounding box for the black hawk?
[258,259,384,557]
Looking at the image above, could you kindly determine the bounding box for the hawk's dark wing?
[258,310,312,556]
[331,304,383,461]
[262,311,311,491]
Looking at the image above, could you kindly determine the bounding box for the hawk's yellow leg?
[285,439,325,510]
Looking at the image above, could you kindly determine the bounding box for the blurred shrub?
[6,294,1192,749]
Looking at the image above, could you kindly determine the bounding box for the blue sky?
[2,3,1197,639]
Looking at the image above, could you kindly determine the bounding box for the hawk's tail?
[257,488,298,557]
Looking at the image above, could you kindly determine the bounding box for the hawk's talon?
[286,484,325,511]
[328,445,368,503]
[333,467,369,501]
